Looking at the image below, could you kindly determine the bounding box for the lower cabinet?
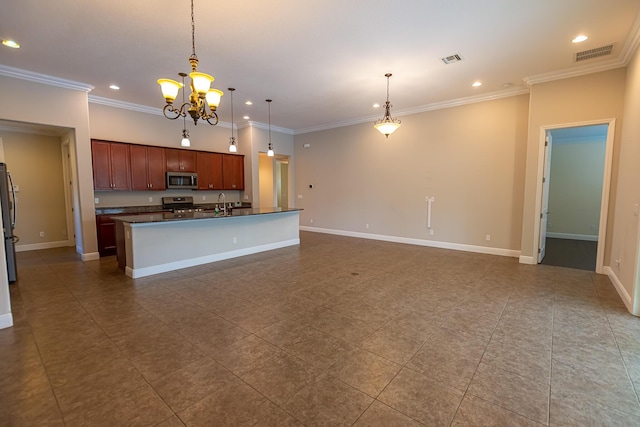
[96,214,119,257]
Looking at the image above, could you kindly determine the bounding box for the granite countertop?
[112,207,302,224]
[96,203,253,215]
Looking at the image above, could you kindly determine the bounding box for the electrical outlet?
[148,196,153,203]
[310,219,314,224]
[232,237,237,244]
[244,195,249,200]
[202,195,206,201]
[429,229,434,236]
[615,259,621,269]
[94,198,99,204]
[366,224,369,229]
[39,231,45,237]
[297,195,303,199]
[486,234,491,241]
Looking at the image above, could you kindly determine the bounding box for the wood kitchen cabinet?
[96,214,119,256]
[130,145,166,190]
[222,154,245,190]
[165,148,197,172]
[91,140,131,190]
[197,152,223,190]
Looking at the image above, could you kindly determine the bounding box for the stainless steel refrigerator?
[0,163,17,282]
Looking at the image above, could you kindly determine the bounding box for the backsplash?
[93,190,244,208]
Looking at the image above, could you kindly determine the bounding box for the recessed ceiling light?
[2,39,20,49]
[109,84,120,90]
[243,115,250,120]
[373,103,380,108]
[472,81,482,87]
[572,35,588,43]
[245,101,253,106]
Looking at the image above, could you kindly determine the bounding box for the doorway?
[535,120,615,273]
[258,152,290,208]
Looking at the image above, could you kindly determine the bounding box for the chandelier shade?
[157,0,223,126]
[374,73,401,138]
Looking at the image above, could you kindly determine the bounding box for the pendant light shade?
[374,73,401,138]
[181,128,191,147]
[228,88,238,153]
[266,99,274,157]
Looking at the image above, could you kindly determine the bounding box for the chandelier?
[374,73,401,138]
[157,0,223,126]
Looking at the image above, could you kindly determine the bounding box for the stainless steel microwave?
[166,172,198,189]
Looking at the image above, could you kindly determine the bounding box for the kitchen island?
[113,208,301,278]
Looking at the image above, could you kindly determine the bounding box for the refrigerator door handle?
[7,171,16,228]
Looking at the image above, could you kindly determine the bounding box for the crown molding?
[0,124,67,137]
[88,95,163,116]
[0,65,94,92]
[247,121,296,135]
[522,59,627,86]
[294,86,530,135]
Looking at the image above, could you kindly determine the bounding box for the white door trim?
[532,118,615,274]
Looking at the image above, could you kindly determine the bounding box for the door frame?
[61,139,76,247]
[532,118,615,274]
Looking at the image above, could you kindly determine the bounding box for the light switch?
[633,203,639,216]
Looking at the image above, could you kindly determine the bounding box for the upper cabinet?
[91,140,244,192]
[166,148,197,172]
[91,140,131,191]
[197,152,223,190]
[130,145,166,191]
[222,154,245,190]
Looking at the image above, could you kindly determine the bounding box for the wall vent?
[575,44,614,62]
[441,54,463,64]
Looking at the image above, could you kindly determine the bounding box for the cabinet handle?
[149,183,153,188]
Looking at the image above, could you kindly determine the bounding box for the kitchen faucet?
[218,192,226,214]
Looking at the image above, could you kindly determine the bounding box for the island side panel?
[125,211,299,278]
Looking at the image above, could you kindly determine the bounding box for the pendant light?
[179,73,190,147]
[157,0,223,126]
[374,73,401,138]
[228,88,237,152]
[266,99,274,157]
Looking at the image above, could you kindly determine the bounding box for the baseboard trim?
[603,266,634,314]
[15,240,72,252]
[299,226,520,258]
[519,255,537,265]
[126,238,300,278]
[0,313,14,329]
[81,252,100,262]
[546,232,598,241]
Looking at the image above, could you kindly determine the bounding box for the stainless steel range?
[161,196,204,213]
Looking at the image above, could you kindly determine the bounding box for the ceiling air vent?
[441,54,463,64]
[575,44,614,62]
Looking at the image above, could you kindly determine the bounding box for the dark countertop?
[112,207,302,224]
[96,203,252,215]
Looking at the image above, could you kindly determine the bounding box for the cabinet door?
[196,152,213,190]
[222,154,244,190]
[96,215,117,256]
[109,143,131,190]
[165,148,182,171]
[91,140,112,190]
[147,146,166,190]
[129,145,149,191]
[181,150,197,172]
[210,153,224,189]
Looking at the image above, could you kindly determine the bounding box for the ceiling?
[1,0,639,133]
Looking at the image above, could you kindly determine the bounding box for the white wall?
[547,135,606,239]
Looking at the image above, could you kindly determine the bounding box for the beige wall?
[294,94,529,252]
[521,68,627,262]
[610,45,640,313]
[0,132,69,248]
[258,153,275,208]
[0,75,96,257]
[547,137,606,238]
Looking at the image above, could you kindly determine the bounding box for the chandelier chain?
[190,0,196,58]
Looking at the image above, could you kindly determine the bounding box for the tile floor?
[2,231,640,426]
